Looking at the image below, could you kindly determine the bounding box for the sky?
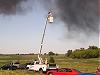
[0,0,99,54]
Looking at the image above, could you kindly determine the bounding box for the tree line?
[66,46,100,59]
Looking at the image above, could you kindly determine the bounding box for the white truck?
[27,60,47,72]
[26,55,48,72]
[27,61,58,73]
[26,55,58,73]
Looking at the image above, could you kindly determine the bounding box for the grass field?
[0,54,99,75]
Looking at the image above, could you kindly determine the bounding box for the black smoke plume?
[55,0,99,35]
[0,0,27,15]
[0,0,99,37]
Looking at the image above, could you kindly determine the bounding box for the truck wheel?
[26,67,29,69]
[48,72,53,75]
[39,68,43,73]
[7,68,10,70]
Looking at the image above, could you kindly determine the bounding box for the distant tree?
[16,53,19,55]
[48,51,55,56]
[29,53,34,55]
[66,50,72,57]
[44,53,47,55]
[55,53,58,56]
[88,46,98,49]
[80,48,85,50]
[49,57,55,63]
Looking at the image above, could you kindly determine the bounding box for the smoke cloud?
[41,0,99,38]
[0,0,99,38]
[56,0,99,35]
[0,0,28,15]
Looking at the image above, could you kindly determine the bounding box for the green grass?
[0,54,99,75]
[0,70,43,75]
